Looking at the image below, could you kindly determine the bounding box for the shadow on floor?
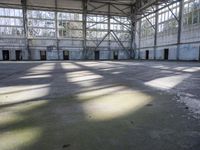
[0,61,200,150]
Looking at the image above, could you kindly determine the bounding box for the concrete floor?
[0,61,200,150]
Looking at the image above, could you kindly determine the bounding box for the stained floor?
[0,61,200,150]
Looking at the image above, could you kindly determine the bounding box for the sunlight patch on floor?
[182,67,200,72]
[0,84,50,104]
[28,63,55,71]
[145,74,191,90]
[66,71,103,82]
[0,127,42,150]
[77,86,127,98]
[0,100,48,131]
[81,91,152,121]
[20,74,51,79]
[0,113,24,127]
[61,63,81,70]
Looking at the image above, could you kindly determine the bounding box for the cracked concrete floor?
[0,61,200,150]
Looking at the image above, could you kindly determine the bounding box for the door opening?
[199,46,200,61]
[145,50,149,60]
[113,51,118,60]
[63,50,69,60]
[40,51,46,60]
[16,50,22,60]
[94,51,100,60]
[164,49,169,60]
[2,50,9,60]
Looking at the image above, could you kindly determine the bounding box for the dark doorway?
[63,50,69,60]
[164,49,169,60]
[113,51,118,60]
[145,50,149,60]
[16,50,22,61]
[2,50,9,60]
[199,46,200,61]
[40,51,46,60]
[94,51,100,60]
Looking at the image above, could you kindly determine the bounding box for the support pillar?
[130,5,136,59]
[138,20,141,59]
[82,0,87,59]
[55,0,59,60]
[131,0,141,59]
[108,3,111,59]
[21,0,30,60]
[154,5,158,60]
[177,0,183,60]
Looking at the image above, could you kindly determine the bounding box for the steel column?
[108,3,111,58]
[55,0,59,60]
[154,5,158,60]
[130,5,134,59]
[82,0,87,59]
[177,0,183,60]
[138,20,141,59]
[21,0,30,60]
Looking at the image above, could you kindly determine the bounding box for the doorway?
[199,46,200,61]
[113,51,118,60]
[94,51,100,60]
[63,50,69,60]
[164,49,169,60]
[145,50,149,60]
[2,50,9,60]
[40,51,46,60]
[16,50,22,61]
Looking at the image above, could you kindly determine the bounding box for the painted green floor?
[0,61,200,150]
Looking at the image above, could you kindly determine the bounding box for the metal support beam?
[110,16,131,31]
[130,0,141,59]
[165,2,179,22]
[21,0,30,60]
[94,31,110,51]
[133,0,142,59]
[86,18,108,29]
[108,3,111,58]
[87,3,107,13]
[154,5,158,60]
[143,14,156,30]
[177,0,183,60]
[82,0,87,59]
[111,31,130,58]
[138,20,142,59]
[130,5,136,59]
[55,0,59,60]
[137,0,180,21]
[110,4,129,16]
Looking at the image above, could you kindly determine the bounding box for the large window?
[86,14,131,48]
[58,12,82,38]
[158,2,179,33]
[0,8,24,37]
[27,10,55,37]
[87,14,108,42]
[110,16,131,42]
[183,0,200,25]
[141,14,155,38]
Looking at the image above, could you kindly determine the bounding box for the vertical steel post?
[138,19,141,59]
[130,5,136,59]
[177,0,183,60]
[154,5,158,60]
[55,0,59,60]
[82,0,87,59]
[108,3,111,59]
[21,0,30,60]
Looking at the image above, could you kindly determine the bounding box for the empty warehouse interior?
[0,0,200,61]
[0,0,200,150]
